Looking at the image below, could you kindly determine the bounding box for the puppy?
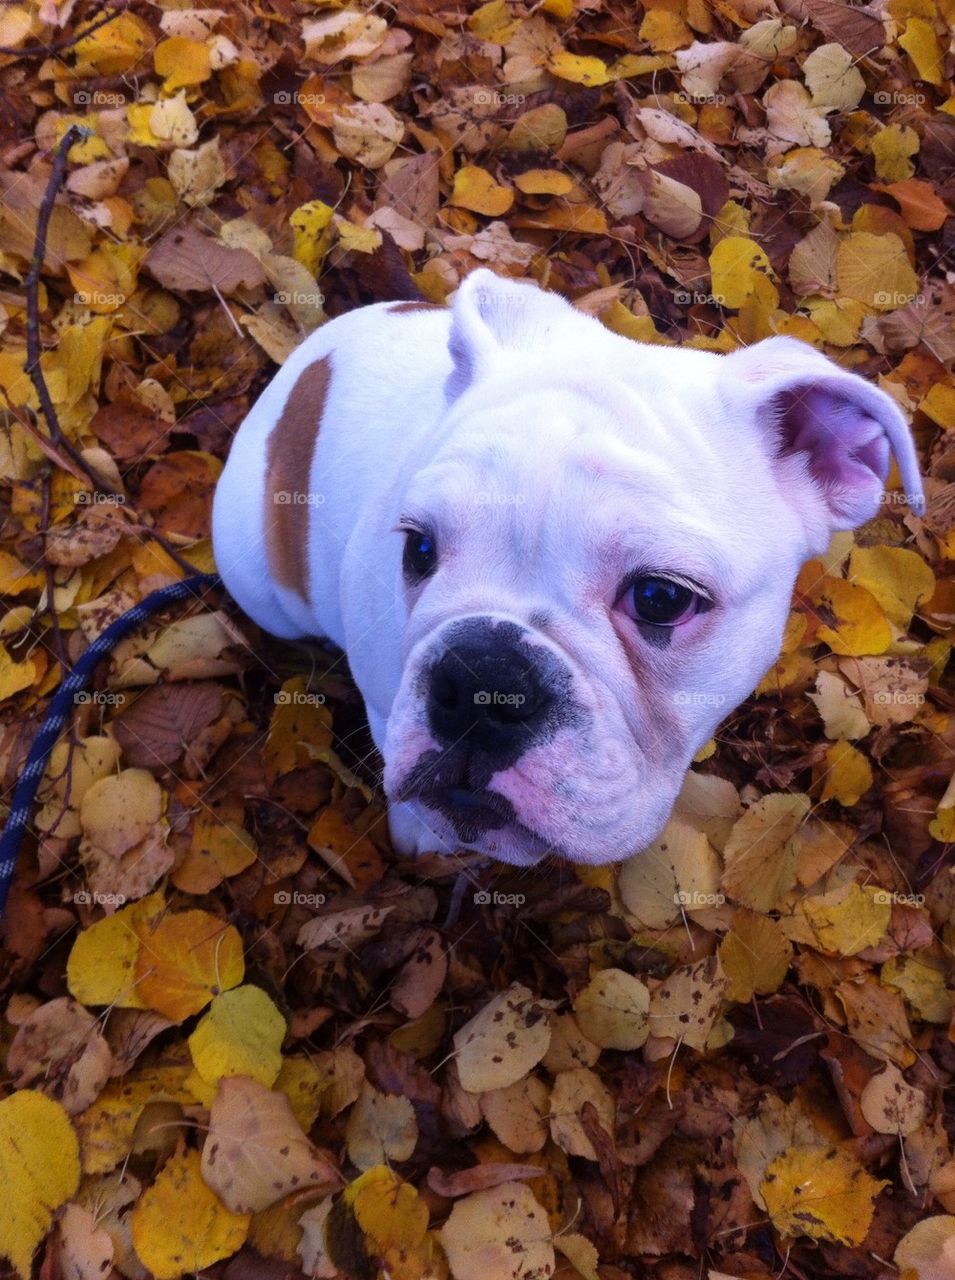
[212,269,924,867]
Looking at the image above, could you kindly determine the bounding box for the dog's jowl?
[213,269,924,867]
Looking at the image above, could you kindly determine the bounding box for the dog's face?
[380,272,923,866]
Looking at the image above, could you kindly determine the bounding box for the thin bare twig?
[18,131,201,579]
[25,124,84,449]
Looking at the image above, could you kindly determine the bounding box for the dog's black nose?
[426,620,555,755]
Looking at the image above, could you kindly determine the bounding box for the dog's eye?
[403,529,438,581]
[622,575,699,627]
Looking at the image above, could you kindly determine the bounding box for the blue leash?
[0,573,221,919]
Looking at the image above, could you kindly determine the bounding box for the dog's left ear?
[721,335,924,533]
[446,268,576,400]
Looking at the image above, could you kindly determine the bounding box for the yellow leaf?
[0,547,42,591]
[134,906,245,1022]
[289,202,335,283]
[453,984,551,1092]
[36,736,122,842]
[351,1167,429,1253]
[0,641,35,699]
[67,242,141,314]
[821,739,873,807]
[787,882,890,955]
[467,0,517,40]
[803,43,865,111]
[0,1091,80,1279]
[919,381,955,428]
[847,545,935,630]
[75,1065,194,1174]
[66,893,162,1008]
[450,165,514,217]
[264,676,334,780]
[131,1147,249,1279]
[172,807,257,894]
[899,16,945,85]
[573,967,650,1050]
[154,36,212,92]
[870,124,919,183]
[73,12,151,74]
[882,953,953,1024]
[761,1144,887,1245]
[722,793,810,912]
[188,985,286,1095]
[618,816,723,930]
[648,955,726,1050]
[709,236,774,308]
[541,0,574,17]
[810,575,891,656]
[719,910,793,1002]
[547,50,610,86]
[836,231,919,311]
[513,169,575,195]
[335,218,383,254]
[638,8,692,51]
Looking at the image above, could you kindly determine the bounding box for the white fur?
[212,270,924,866]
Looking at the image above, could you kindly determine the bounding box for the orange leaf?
[134,906,245,1022]
[875,178,949,231]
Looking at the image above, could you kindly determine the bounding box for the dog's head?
[382,270,924,866]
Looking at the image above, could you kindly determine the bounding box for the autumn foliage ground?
[0,0,954,1279]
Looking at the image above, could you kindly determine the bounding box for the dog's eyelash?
[660,574,712,603]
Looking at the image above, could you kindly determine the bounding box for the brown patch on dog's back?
[389,301,447,315]
[264,356,331,604]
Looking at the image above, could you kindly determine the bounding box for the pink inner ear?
[776,385,890,499]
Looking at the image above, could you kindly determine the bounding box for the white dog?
[212,269,924,867]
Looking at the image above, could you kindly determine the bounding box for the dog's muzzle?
[399,616,577,841]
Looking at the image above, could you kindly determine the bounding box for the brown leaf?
[146,224,267,294]
[112,683,223,768]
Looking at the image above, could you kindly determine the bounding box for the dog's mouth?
[399,779,516,843]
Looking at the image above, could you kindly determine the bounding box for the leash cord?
[0,573,221,919]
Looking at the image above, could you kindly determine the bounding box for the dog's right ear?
[446,268,575,400]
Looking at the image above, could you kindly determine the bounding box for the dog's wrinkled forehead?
[400,378,761,594]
